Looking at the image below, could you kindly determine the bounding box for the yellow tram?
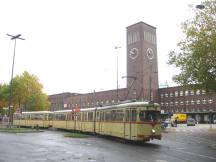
[95,101,161,141]
[13,111,53,128]
[13,101,161,142]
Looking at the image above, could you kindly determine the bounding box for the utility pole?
[6,34,25,126]
[149,75,152,103]
[115,46,121,103]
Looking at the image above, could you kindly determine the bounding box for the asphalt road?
[0,124,215,162]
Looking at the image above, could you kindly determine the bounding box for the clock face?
[146,48,154,60]
[129,48,139,59]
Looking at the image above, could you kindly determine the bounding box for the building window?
[175,101,178,106]
[196,90,200,95]
[165,93,168,97]
[170,102,173,106]
[160,94,164,98]
[202,99,206,104]
[196,100,201,104]
[161,102,164,106]
[190,90,194,95]
[180,101,184,105]
[180,91,183,96]
[170,92,173,97]
[208,99,213,104]
[191,100,195,105]
[185,90,189,96]
[185,100,189,105]
[175,91,178,97]
[202,90,206,95]
[165,102,169,106]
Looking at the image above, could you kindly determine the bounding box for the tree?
[12,71,50,111]
[0,71,50,112]
[26,92,50,111]
[168,0,216,91]
[0,84,10,108]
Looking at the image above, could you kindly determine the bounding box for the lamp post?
[6,34,25,126]
[115,46,121,103]
[209,110,212,129]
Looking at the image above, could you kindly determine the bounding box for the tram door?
[124,108,137,140]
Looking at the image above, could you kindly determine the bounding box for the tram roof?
[21,111,53,114]
[97,101,159,110]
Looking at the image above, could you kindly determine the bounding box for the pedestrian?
[175,118,178,127]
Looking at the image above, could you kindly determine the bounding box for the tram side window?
[116,110,124,121]
[44,114,48,121]
[139,111,146,121]
[48,114,53,120]
[81,112,88,121]
[105,111,111,121]
[111,110,116,121]
[67,113,75,120]
[100,111,104,121]
[21,114,25,120]
[55,114,66,121]
[32,114,44,120]
[76,113,81,121]
[31,114,35,120]
[96,112,100,121]
[146,111,160,122]
[139,111,160,122]
[84,112,87,121]
[125,110,130,121]
[14,114,21,120]
[25,114,30,119]
[88,112,93,121]
[131,110,137,121]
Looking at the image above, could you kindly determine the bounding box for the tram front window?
[139,111,160,122]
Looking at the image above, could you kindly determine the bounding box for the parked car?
[161,119,171,128]
[187,118,196,126]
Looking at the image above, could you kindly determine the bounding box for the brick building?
[48,22,216,123]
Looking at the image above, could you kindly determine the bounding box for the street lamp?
[6,34,25,126]
[115,46,121,103]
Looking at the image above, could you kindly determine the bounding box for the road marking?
[176,149,216,160]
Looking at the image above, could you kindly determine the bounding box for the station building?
[48,22,216,123]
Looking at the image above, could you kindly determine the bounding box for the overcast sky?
[0,0,202,95]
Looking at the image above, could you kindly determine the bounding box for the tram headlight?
[152,129,156,134]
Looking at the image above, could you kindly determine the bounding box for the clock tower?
[126,22,159,102]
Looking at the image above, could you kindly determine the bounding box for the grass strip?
[64,132,89,138]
